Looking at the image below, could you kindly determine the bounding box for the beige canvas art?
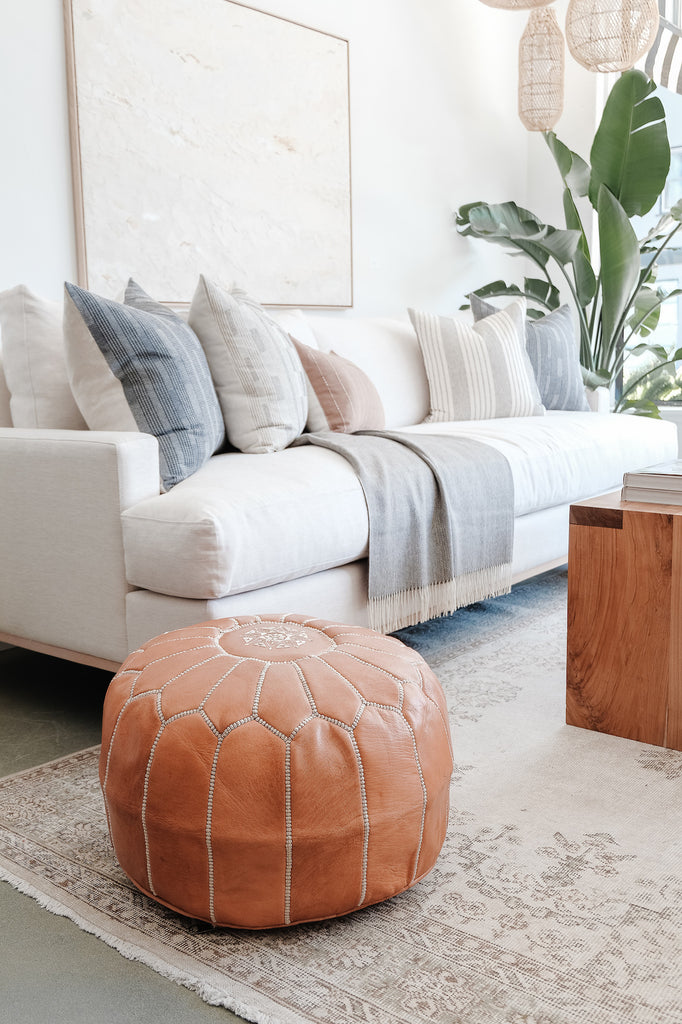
[64,0,352,306]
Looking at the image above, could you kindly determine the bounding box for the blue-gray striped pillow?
[470,295,589,412]
[64,280,225,489]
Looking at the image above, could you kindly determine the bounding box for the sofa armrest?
[0,429,160,663]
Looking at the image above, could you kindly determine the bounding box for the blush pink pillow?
[291,338,385,433]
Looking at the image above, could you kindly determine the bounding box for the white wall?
[0,2,75,301]
[525,0,603,234]
[0,0,598,317]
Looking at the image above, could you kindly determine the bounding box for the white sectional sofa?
[0,305,677,671]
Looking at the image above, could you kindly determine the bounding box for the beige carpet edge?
[0,850,287,1024]
[0,744,102,784]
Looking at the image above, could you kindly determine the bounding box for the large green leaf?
[627,341,670,360]
[589,69,669,217]
[467,278,561,310]
[597,185,641,365]
[562,187,597,307]
[544,132,591,197]
[627,287,682,338]
[616,399,662,418]
[627,287,663,337]
[582,367,611,389]
[457,201,580,269]
[639,212,681,251]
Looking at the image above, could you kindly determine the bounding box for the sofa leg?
[0,631,121,672]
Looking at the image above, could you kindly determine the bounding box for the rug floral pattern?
[2,570,682,1024]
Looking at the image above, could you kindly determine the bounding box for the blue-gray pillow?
[470,295,589,412]
[64,280,225,489]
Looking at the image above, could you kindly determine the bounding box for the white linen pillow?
[188,275,308,453]
[408,297,544,421]
[0,284,86,428]
[63,286,138,431]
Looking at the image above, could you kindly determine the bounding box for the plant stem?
[620,290,682,352]
[640,222,682,284]
[550,260,591,359]
[607,225,682,375]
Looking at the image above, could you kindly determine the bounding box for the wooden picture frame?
[63,0,352,307]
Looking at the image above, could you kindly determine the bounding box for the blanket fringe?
[369,562,513,634]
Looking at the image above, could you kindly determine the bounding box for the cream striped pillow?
[408,298,544,421]
[188,275,308,453]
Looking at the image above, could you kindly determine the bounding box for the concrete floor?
[0,645,240,1024]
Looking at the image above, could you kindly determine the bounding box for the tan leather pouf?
[100,614,453,929]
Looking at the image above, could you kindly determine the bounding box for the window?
[622,276,682,405]
[626,88,682,406]
[663,147,682,212]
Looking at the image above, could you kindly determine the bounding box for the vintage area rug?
[2,570,682,1024]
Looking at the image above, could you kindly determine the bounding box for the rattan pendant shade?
[479,0,554,8]
[565,0,660,72]
[519,7,565,131]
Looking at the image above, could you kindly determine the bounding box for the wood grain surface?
[567,496,682,750]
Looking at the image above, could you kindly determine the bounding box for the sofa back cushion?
[303,315,430,428]
[0,285,87,429]
[269,308,319,350]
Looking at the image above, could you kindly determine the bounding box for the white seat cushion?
[122,445,370,599]
[404,412,678,515]
[121,412,677,600]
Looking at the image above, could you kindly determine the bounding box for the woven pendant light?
[565,0,660,72]
[519,7,565,131]
[479,0,553,8]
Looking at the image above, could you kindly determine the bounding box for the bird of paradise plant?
[456,69,682,416]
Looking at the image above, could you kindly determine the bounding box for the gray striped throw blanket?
[294,430,514,633]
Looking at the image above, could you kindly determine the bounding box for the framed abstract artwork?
[64,0,352,306]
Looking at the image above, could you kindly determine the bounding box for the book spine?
[622,477,682,491]
[621,486,682,505]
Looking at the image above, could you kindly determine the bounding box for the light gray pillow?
[0,284,86,429]
[408,297,544,422]
[64,280,225,490]
[188,275,308,453]
[470,294,589,412]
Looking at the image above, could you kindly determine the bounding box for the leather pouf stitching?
[99,614,454,929]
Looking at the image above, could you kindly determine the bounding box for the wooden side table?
[566,490,682,750]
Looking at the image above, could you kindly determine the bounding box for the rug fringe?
[0,859,282,1024]
[369,562,513,633]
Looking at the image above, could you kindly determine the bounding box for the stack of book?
[621,459,682,505]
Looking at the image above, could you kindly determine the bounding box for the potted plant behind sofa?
[456,69,682,416]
